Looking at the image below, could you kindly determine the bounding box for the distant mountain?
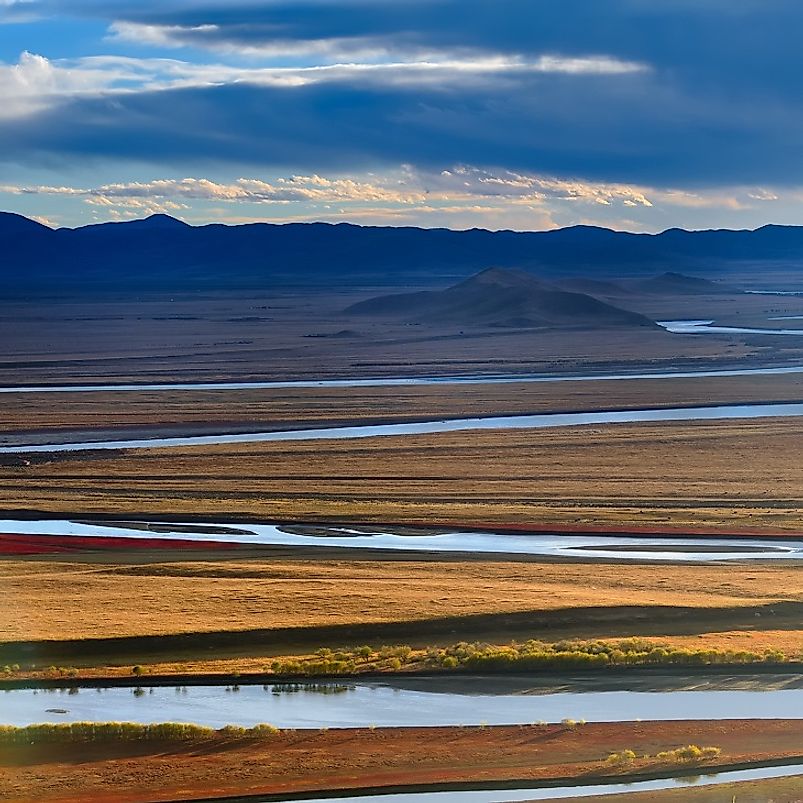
[0,212,53,238]
[345,268,658,330]
[3,212,803,294]
[633,272,742,295]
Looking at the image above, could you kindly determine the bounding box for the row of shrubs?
[430,638,788,672]
[606,744,722,765]
[268,638,789,677]
[0,721,279,745]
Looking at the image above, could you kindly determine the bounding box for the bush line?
[0,722,279,745]
[269,638,790,676]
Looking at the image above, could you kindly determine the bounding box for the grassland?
[0,720,800,803]
[2,548,801,673]
[2,289,798,387]
[3,417,803,532]
[4,293,803,800]
[3,373,803,440]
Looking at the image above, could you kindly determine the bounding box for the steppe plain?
[2,281,803,802]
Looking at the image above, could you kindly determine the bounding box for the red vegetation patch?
[0,533,241,555]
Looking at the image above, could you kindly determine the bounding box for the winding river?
[5,675,803,729]
[3,401,803,453]
[7,677,803,801]
[5,518,803,561]
[3,363,803,394]
[659,319,803,336]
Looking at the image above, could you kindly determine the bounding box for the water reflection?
[3,677,803,729]
[3,518,802,562]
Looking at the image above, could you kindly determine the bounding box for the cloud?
[0,167,765,215]
[107,19,646,77]
[0,48,647,124]
[5,0,803,194]
[3,65,797,188]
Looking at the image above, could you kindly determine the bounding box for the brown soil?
[0,720,800,803]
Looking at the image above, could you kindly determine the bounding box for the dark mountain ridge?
[3,212,803,294]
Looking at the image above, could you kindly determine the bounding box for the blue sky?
[2,0,803,231]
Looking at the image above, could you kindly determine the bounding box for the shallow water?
[5,677,803,729]
[4,401,803,453]
[5,364,803,393]
[264,764,803,802]
[659,319,803,335]
[5,519,803,561]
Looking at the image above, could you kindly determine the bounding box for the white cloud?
[108,20,648,77]
[531,55,646,75]
[0,44,648,120]
[1,169,661,211]
[432,167,655,207]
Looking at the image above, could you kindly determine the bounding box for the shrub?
[656,745,721,763]
[606,749,637,765]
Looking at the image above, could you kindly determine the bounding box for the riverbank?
[580,774,803,802]
[2,418,803,531]
[3,373,803,443]
[0,720,800,803]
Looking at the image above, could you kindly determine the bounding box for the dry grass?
[2,374,803,435]
[3,418,803,531]
[2,553,801,647]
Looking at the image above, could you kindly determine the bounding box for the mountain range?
[3,212,803,294]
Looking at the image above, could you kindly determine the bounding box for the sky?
[2,0,803,232]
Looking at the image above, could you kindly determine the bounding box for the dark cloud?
[5,1,803,186]
[3,68,803,187]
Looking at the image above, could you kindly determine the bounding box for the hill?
[3,213,803,294]
[553,277,630,296]
[345,268,658,330]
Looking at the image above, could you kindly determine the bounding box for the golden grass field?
[3,548,802,673]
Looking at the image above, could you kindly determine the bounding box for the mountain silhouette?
[2,213,803,294]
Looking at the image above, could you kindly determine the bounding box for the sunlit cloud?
[0,48,649,122]
[108,20,648,77]
[1,167,785,232]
